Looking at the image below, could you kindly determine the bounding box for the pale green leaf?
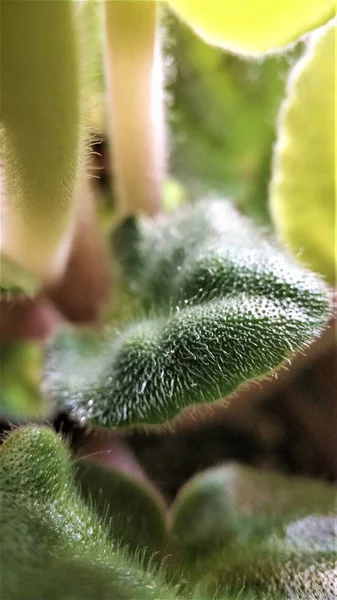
[270,21,335,283]
[167,0,335,56]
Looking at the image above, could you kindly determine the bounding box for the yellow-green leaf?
[166,0,335,56]
[270,21,335,283]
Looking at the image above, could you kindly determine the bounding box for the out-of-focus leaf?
[0,255,39,297]
[169,464,336,598]
[163,177,186,212]
[166,15,298,224]
[76,0,106,134]
[75,458,167,560]
[45,200,330,429]
[0,343,46,419]
[0,426,181,600]
[270,21,335,284]
[1,1,83,281]
[166,0,334,56]
[170,464,336,557]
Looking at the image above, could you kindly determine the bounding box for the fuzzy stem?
[0,1,82,282]
[104,1,164,217]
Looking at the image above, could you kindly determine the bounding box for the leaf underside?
[45,200,330,428]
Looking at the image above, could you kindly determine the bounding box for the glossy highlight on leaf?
[45,200,330,428]
[270,21,336,283]
[166,0,335,56]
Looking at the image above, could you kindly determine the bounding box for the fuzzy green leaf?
[170,465,336,598]
[0,426,180,600]
[45,200,330,428]
[270,21,335,283]
[75,458,167,561]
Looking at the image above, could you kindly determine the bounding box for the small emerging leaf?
[270,21,335,283]
[45,200,330,428]
[167,0,335,56]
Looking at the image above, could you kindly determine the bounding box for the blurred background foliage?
[164,12,303,225]
[84,7,304,226]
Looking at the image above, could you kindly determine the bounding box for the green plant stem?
[104,1,164,217]
[1,1,83,283]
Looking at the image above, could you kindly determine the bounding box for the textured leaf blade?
[45,200,330,428]
[0,426,178,600]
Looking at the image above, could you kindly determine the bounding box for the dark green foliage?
[1,428,335,599]
[170,464,336,556]
[0,426,179,600]
[169,465,336,598]
[75,458,167,561]
[45,200,330,429]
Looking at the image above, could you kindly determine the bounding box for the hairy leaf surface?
[45,200,330,428]
[0,426,179,600]
[170,465,336,598]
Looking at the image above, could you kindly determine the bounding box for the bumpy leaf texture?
[45,200,330,428]
[0,426,180,600]
[170,465,337,598]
